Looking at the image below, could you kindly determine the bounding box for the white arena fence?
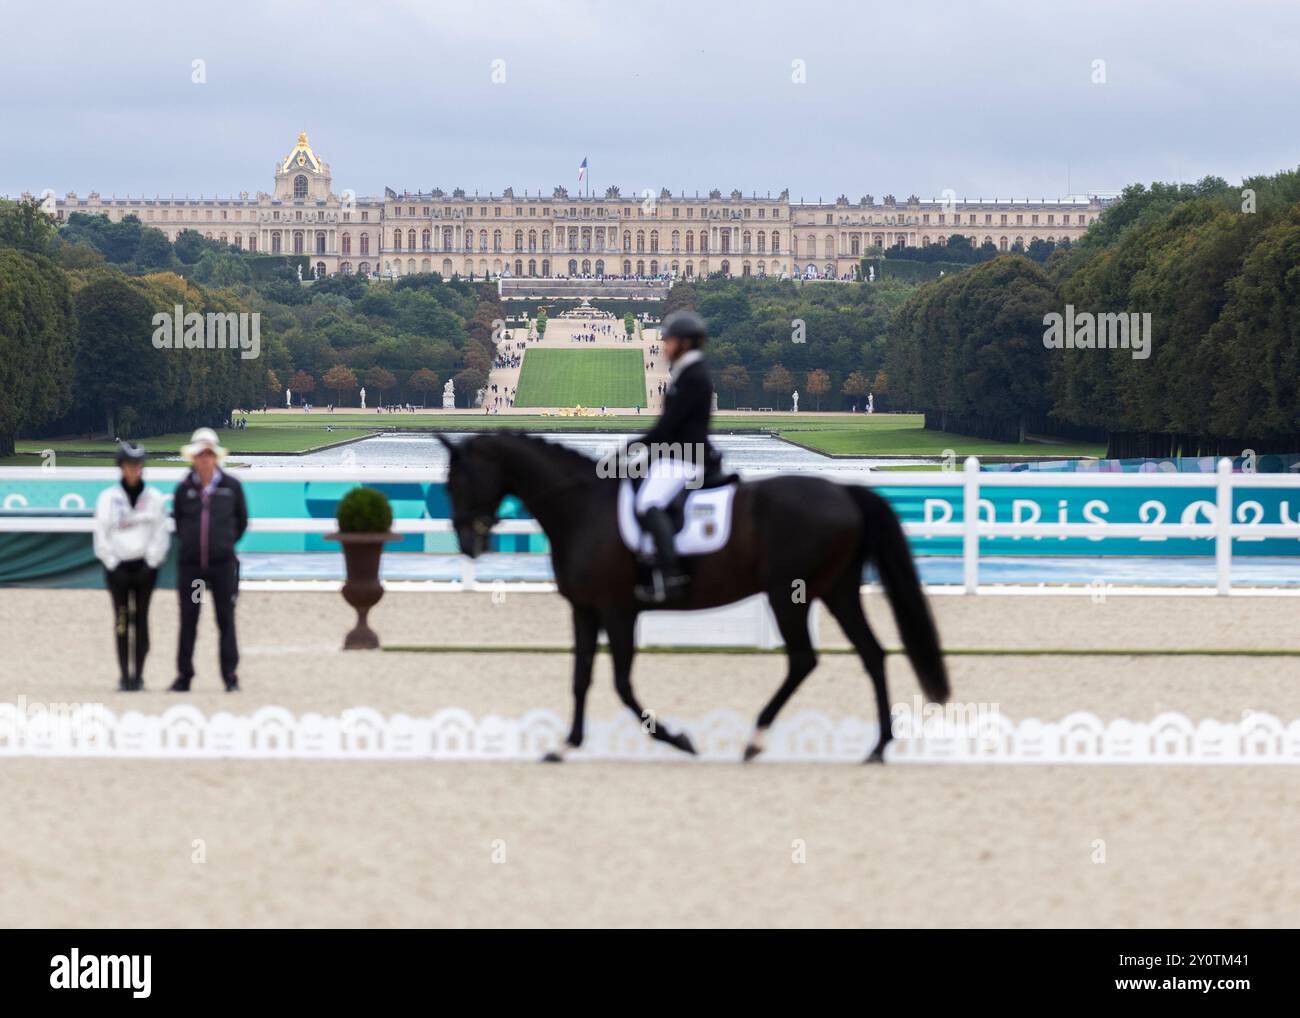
[4,457,1300,597]
[1,703,1298,764]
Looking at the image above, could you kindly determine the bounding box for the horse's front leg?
[542,604,599,763]
[606,609,696,756]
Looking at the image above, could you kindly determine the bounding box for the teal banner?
[2,474,1298,559]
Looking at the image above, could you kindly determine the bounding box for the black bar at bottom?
[0,929,1290,1005]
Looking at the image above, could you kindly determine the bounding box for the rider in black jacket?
[634,309,721,603]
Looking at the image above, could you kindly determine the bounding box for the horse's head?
[438,434,503,559]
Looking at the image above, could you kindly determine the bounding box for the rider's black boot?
[635,506,689,605]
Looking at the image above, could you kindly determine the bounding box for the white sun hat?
[180,427,228,464]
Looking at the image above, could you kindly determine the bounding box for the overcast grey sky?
[3,0,1298,201]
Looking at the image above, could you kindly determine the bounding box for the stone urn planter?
[326,487,400,650]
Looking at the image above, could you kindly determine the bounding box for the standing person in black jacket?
[631,310,722,603]
[170,428,248,692]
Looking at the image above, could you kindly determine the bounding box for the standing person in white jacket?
[93,441,171,691]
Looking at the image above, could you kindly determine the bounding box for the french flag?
[577,157,588,182]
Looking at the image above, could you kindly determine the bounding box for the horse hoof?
[864,749,886,765]
[540,751,565,763]
[742,744,762,763]
[670,732,697,756]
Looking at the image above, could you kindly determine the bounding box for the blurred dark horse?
[438,433,948,763]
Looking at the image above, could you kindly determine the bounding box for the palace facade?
[42,133,1109,281]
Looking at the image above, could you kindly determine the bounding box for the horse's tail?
[848,486,950,704]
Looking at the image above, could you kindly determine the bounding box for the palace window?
[294,175,308,200]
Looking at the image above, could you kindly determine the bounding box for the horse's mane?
[465,430,602,479]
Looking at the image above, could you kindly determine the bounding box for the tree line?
[883,170,1300,456]
[0,199,505,453]
[662,277,903,410]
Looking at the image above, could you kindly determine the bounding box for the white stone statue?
[868,265,875,282]
[866,392,874,414]
[285,387,290,408]
[442,377,456,409]
[296,264,303,282]
[792,390,799,413]
[360,387,366,409]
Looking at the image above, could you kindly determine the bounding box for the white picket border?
[1,703,1297,764]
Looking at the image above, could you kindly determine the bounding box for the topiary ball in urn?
[326,487,400,649]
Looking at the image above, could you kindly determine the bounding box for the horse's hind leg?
[743,596,816,762]
[542,605,599,763]
[823,574,892,763]
[606,610,696,756]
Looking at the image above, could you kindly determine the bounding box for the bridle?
[449,450,598,551]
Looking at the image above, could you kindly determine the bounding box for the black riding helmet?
[660,309,709,348]
[115,440,147,465]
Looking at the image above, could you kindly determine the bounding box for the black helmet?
[115,440,147,465]
[660,309,709,347]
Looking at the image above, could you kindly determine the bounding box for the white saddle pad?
[618,479,737,557]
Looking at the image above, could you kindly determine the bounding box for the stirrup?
[635,567,689,605]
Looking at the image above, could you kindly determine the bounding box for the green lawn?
[514,349,647,408]
[16,427,356,457]
[8,411,1104,462]
[780,425,1105,458]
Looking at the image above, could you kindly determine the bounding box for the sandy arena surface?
[0,588,1297,927]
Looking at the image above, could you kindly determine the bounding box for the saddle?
[617,475,738,557]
